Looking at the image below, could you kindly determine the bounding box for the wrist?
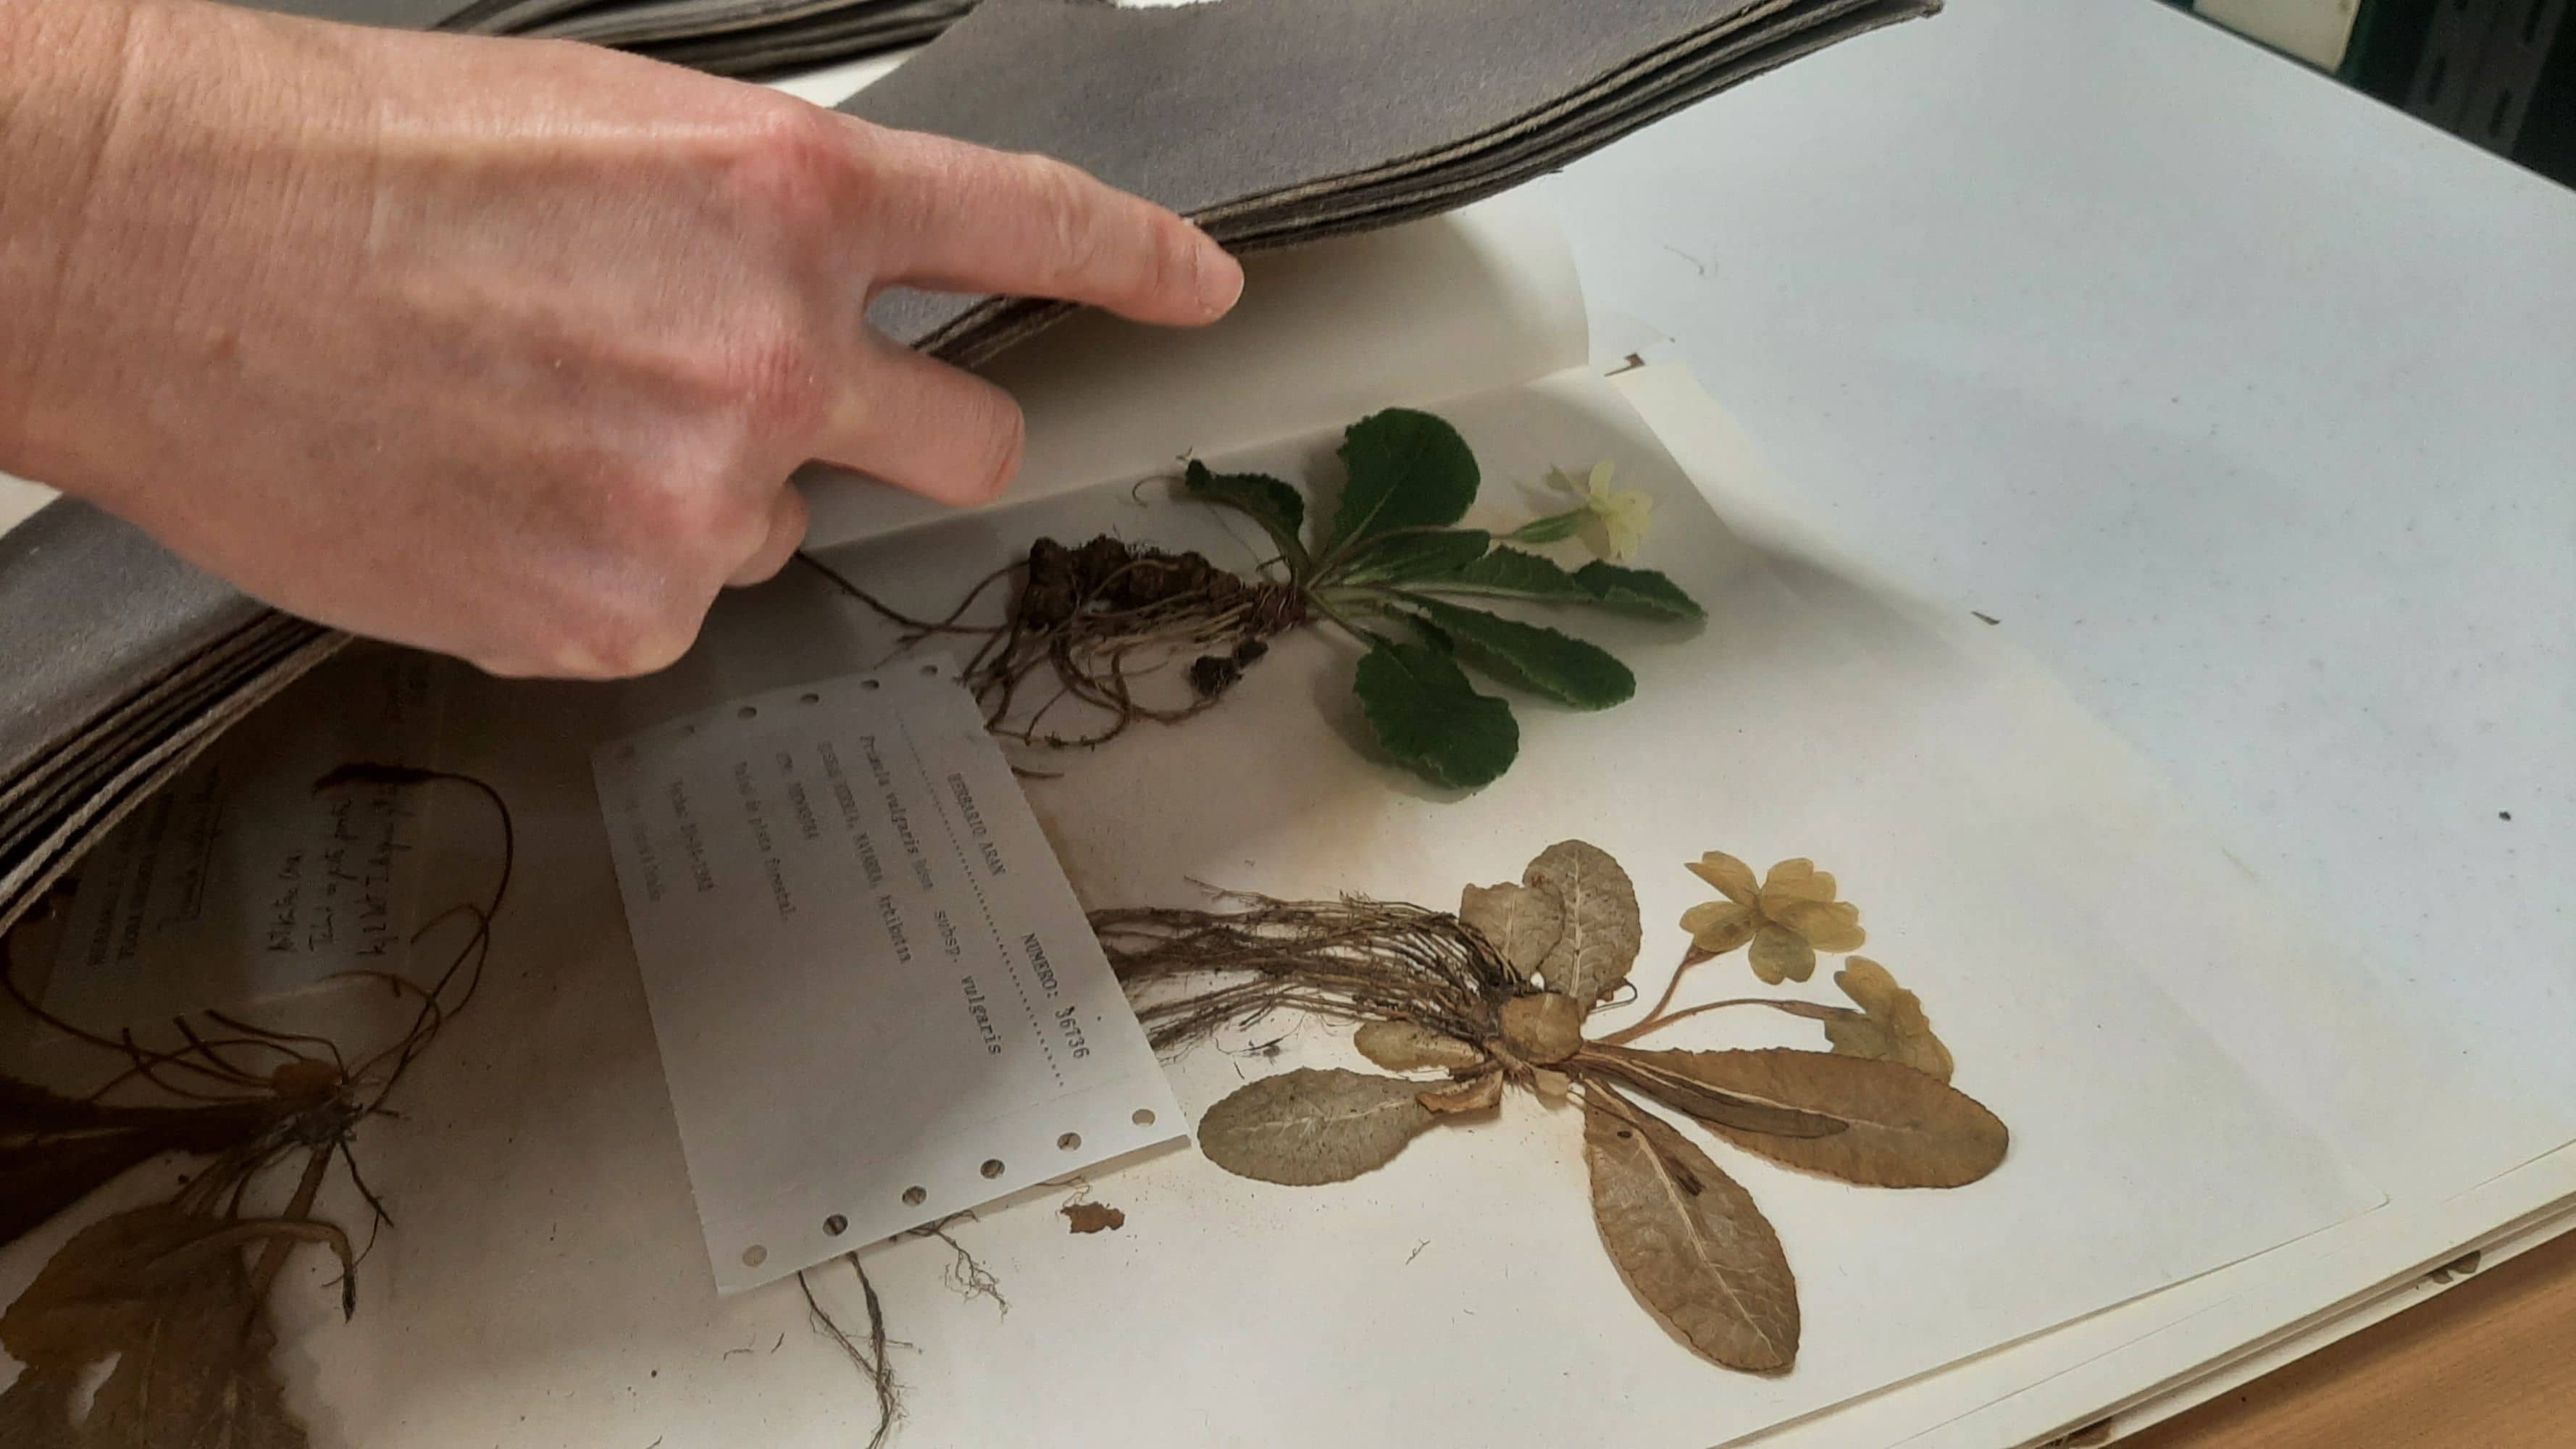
[0,0,360,504]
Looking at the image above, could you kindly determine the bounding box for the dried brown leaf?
[1418,1073,1504,1115]
[1825,958,1954,1082]
[1458,881,1565,980]
[1578,1047,1848,1140]
[1352,1020,1488,1074]
[1061,1203,1126,1235]
[0,1205,315,1448]
[1523,840,1642,1006]
[0,1078,274,1251]
[1584,1091,1799,1371]
[1642,1048,2006,1188]
[1499,991,1586,1065]
[1197,1068,1437,1186]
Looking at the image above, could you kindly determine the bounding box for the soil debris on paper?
[1061,1202,1127,1235]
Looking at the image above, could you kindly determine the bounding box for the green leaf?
[1418,546,1591,600]
[1325,409,1479,555]
[1339,529,1491,582]
[1573,560,1703,619]
[1184,460,1308,572]
[1407,599,1635,710]
[1352,636,1518,789]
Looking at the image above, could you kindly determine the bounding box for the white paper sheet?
[4,182,2519,1449]
[1586,371,2576,1446]
[2,380,2395,1449]
[592,663,1182,1292]
[774,370,2387,1449]
[214,365,2378,1449]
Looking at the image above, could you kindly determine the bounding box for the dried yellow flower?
[1823,957,1954,1081]
[1678,852,1866,984]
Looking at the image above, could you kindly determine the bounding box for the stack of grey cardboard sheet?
[0,0,1936,938]
[243,0,972,77]
[848,0,1936,363]
[449,0,973,77]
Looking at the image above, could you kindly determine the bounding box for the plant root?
[801,1255,901,1449]
[800,536,1305,751]
[1091,893,1521,1052]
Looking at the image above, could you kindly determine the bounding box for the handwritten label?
[45,653,445,1027]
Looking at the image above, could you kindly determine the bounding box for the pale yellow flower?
[1549,460,1653,562]
[1678,852,1866,985]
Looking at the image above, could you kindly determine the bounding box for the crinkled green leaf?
[1326,409,1479,554]
[1410,598,1635,710]
[1573,560,1703,619]
[1352,636,1518,790]
[1340,529,1492,582]
[1418,546,1591,601]
[1183,460,1308,572]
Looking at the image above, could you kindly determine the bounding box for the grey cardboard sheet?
[0,0,1934,939]
[846,0,1929,358]
[226,0,960,72]
[0,504,307,790]
[233,0,488,27]
[632,2,967,77]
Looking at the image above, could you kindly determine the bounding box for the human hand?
[0,0,1241,677]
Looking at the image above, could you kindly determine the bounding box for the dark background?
[2178,0,2575,187]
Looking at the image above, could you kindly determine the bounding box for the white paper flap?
[592,661,1184,1293]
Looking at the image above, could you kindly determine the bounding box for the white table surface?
[1551,0,2576,1067]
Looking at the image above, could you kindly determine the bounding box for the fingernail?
[1196,238,1245,318]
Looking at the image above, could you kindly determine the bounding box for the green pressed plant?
[807,407,1702,790]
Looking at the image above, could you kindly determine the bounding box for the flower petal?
[1681,901,1756,955]
[1828,957,1952,1080]
[1779,898,1865,953]
[1760,858,1833,906]
[1833,956,1903,1014]
[1685,852,1760,906]
[1588,459,1616,497]
[1602,493,1652,562]
[1748,925,1816,984]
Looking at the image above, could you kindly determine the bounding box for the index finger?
[850,120,1243,326]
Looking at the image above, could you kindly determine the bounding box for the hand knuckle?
[719,101,848,230]
[622,462,724,540]
[572,591,701,679]
[732,327,832,437]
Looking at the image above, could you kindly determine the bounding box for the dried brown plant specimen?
[1092,840,2008,1373]
[0,764,511,1447]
